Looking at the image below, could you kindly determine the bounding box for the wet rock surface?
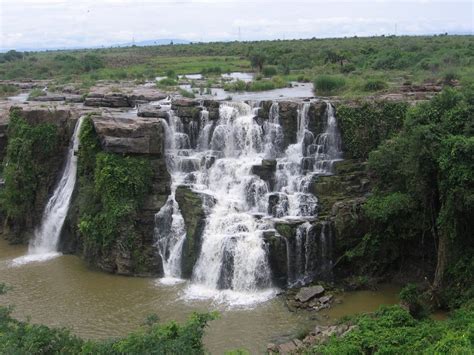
[175,185,208,278]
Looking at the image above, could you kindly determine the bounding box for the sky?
[0,0,473,50]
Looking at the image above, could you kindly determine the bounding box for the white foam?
[182,284,278,308]
[156,277,186,286]
[10,252,61,267]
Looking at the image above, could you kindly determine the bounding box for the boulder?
[251,159,277,189]
[137,104,168,118]
[295,285,325,302]
[92,116,165,156]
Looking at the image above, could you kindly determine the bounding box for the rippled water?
[0,238,401,353]
[0,239,311,353]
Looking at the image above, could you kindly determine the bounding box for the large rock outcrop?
[59,114,171,276]
[92,116,165,156]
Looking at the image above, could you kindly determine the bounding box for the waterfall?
[154,192,187,284]
[287,221,334,286]
[156,100,342,305]
[313,102,343,174]
[12,117,84,265]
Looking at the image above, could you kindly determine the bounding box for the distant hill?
[0,38,191,53]
[119,39,191,47]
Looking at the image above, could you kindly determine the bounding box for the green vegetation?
[1,35,471,97]
[178,88,196,98]
[157,77,178,87]
[77,117,153,265]
[223,76,288,92]
[339,87,474,309]
[27,88,46,100]
[0,84,19,97]
[337,101,408,159]
[0,283,9,295]
[0,303,215,354]
[313,75,346,95]
[309,303,474,354]
[0,109,59,222]
[363,79,387,92]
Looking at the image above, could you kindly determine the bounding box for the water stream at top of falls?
[12,117,85,265]
[155,101,342,305]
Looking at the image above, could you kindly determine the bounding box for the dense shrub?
[363,79,387,91]
[310,303,474,354]
[0,302,216,354]
[348,88,474,305]
[0,110,59,220]
[76,117,154,265]
[337,101,407,159]
[157,77,178,87]
[313,75,346,95]
[262,66,277,77]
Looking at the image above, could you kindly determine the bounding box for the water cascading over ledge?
[12,116,84,265]
[154,99,343,304]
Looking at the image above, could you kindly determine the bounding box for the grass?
[0,35,472,98]
[27,88,46,100]
[314,75,346,95]
[0,84,19,97]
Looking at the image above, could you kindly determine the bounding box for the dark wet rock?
[175,185,207,279]
[85,94,131,108]
[263,233,288,288]
[202,99,220,120]
[251,159,276,189]
[29,93,66,102]
[295,285,325,302]
[218,237,236,289]
[92,116,165,156]
[65,94,84,103]
[278,101,299,148]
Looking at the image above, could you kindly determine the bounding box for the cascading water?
[12,117,85,265]
[156,100,342,305]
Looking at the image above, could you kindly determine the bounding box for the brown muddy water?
[0,238,400,354]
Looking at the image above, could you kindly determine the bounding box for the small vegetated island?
[0,34,473,354]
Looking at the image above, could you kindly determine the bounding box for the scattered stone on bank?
[295,285,325,302]
[286,285,337,312]
[267,323,356,354]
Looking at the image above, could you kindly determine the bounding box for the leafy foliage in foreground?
[0,303,215,354]
[308,302,474,354]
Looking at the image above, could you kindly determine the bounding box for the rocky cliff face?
[1,107,78,244]
[60,114,171,275]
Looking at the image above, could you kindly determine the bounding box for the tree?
[249,51,266,72]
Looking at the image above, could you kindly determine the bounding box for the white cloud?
[0,0,472,50]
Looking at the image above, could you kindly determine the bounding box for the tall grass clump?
[314,75,346,95]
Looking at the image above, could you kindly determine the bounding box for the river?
[0,238,400,353]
